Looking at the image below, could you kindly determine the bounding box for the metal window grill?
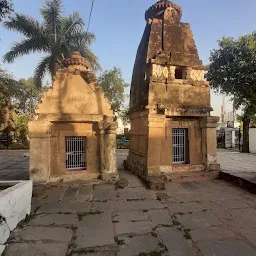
[65,136,86,170]
[172,128,186,164]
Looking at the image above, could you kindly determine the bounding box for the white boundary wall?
[249,128,256,153]
[0,181,32,255]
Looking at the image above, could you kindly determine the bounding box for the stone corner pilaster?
[200,116,219,128]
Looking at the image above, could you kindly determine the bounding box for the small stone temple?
[29,52,119,183]
[125,0,220,189]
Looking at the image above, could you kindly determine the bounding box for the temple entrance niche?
[125,0,220,189]
[29,52,119,183]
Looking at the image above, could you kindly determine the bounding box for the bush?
[8,143,28,150]
[0,144,7,150]
[117,141,130,149]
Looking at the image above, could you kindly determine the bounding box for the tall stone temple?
[126,0,220,189]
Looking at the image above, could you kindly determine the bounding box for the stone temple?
[29,52,118,183]
[125,0,220,189]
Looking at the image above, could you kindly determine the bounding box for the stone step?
[168,171,220,183]
[220,171,256,194]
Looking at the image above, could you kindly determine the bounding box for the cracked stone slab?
[28,214,77,227]
[37,202,91,214]
[147,209,173,227]
[4,243,69,256]
[157,227,193,256]
[75,213,115,248]
[115,220,152,236]
[126,200,165,211]
[18,226,73,242]
[196,239,256,256]
[117,234,165,256]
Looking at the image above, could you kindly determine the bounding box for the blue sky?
[1,0,256,116]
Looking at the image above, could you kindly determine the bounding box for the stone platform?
[218,149,256,193]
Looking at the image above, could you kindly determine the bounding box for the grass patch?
[77,211,103,221]
[138,251,166,256]
[151,231,158,237]
[115,236,125,245]
[184,229,192,240]
[74,249,96,254]
[127,198,146,201]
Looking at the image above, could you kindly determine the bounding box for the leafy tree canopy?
[98,67,129,114]
[3,0,100,86]
[207,32,256,152]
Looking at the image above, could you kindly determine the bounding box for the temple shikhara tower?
[126,0,220,189]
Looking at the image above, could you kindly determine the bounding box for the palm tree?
[3,0,100,86]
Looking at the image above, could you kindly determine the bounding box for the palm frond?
[41,0,62,40]
[34,55,54,87]
[3,37,49,63]
[4,14,46,38]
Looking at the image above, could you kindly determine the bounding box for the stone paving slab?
[166,201,206,214]
[76,185,93,202]
[91,200,127,212]
[115,220,152,236]
[28,213,77,227]
[4,243,69,256]
[18,226,73,242]
[38,202,91,214]
[117,234,166,256]
[126,199,165,211]
[176,212,222,230]
[147,209,173,227]
[190,226,236,242]
[157,227,194,256]
[75,213,115,249]
[113,211,147,222]
[196,239,256,256]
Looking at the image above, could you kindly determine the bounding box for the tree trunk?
[242,117,250,153]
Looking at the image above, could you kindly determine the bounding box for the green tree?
[98,67,129,114]
[15,78,47,115]
[0,66,17,133]
[3,0,100,86]
[0,0,13,21]
[207,33,256,153]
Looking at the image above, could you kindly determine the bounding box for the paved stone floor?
[1,149,256,255]
[0,150,29,181]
